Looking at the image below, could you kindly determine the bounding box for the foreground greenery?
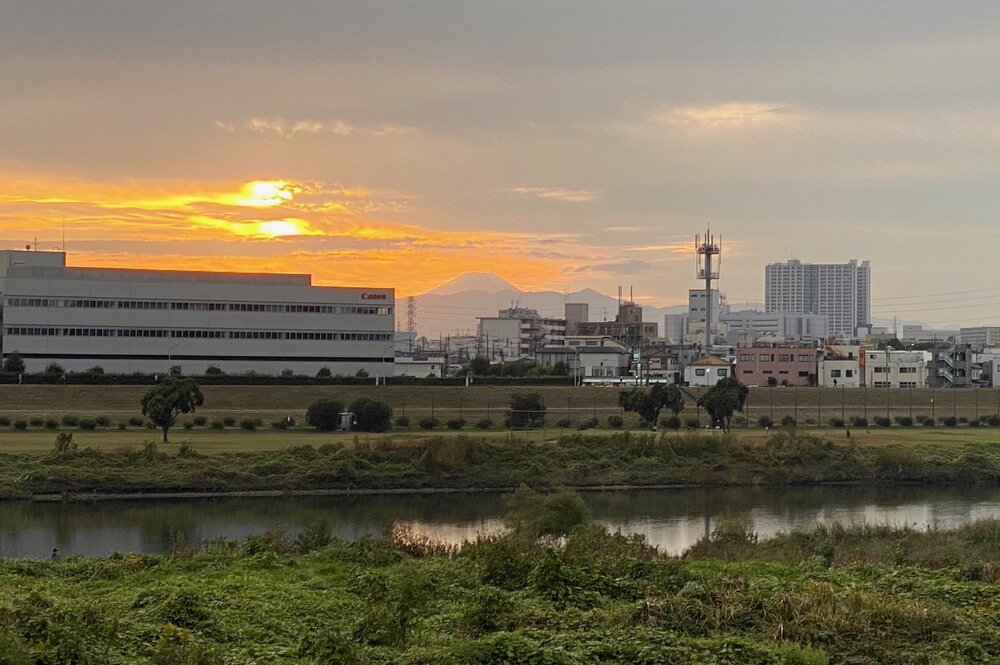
[5,431,1000,498]
[5,515,1000,663]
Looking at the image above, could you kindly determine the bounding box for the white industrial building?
[722,310,829,344]
[863,349,929,389]
[0,250,395,376]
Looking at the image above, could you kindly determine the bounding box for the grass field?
[3,383,1000,427]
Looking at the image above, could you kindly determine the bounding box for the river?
[3,485,1000,559]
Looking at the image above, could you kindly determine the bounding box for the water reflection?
[2,485,999,559]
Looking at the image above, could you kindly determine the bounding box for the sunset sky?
[4,2,1000,324]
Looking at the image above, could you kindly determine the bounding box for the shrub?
[508,392,546,429]
[446,419,466,430]
[223,416,237,427]
[193,415,207,426]
[12,420,27,430]
[475,418,493,430]
[270,420,289,430]
[29,417,43,427]
[607,415,624,428]
[395,416,411,428]
[943,416,959,427]
[44,362,65,375]
[959,416,969,424]
[684,417,701,429]
[828,417,845,427]
[503,486,590,538]
[0,416,9,427]
[45,419,59,430]
[305,399,345,431]
[204,365,224,375]
[95,416,111,427]
[117,422,127,430]
[183,421,195,430]
[61,414,79,427]
[923,417,936,427]
[851,416,868,427]
[128,416,145,427]
[240,419,257,431]
[86,365,105,375]
[969,419,981,427]
[576,417,599,430]
[78,419,97,430]
[660,415,681,430]
[987,415,1000,426]
[419,418,439,430]
[210,420,225,430]
[897,416,914,427]
[758,416,774,428]
[554,418,571,428]
[349,398,393,432]
[316,367,332,378]
[781,415,796,427]
[281,368,295,377]
[874,417,892,428]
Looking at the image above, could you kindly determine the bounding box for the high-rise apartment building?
[764,259,870,340]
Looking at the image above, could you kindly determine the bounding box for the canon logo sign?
[361,292,388,301]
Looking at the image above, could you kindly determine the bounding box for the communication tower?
[695,229,721,355]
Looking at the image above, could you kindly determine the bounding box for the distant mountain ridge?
[412,273,687,338]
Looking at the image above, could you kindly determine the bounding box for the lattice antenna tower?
[405,296,417,333]
[695,228,721,355]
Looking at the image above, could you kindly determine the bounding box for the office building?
[663,314,688,344]
[735,343,819,387]
[764,259,870,340]
[960,327,1000,351]
[0,250,395,376]
[721,310,829,344]
[686,289,726,346]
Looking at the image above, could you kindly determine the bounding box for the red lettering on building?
[362,292,387,301]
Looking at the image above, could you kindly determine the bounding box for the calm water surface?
[2,485,1000,559]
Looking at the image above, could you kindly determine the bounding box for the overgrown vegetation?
[3,516,1000,663]
[5,431,1000,498]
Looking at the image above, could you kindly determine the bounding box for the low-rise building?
[575,301,658,348]
[477,306,565,361]
[578,346,631,378]
[684,356,734,387]
[817,344,861,388]
[735,343,819,386]
[394,356,445,378]
[722,310,829,345]
[863,349,928,388]
[641,349,680,383]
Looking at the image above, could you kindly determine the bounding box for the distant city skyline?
[4,2,1000,327]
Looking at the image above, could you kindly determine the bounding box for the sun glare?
[234,180,295,207]
[256,220,308,237]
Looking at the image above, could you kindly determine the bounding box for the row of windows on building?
[871,366,920,373]
[741,369,811,377]
[4,297,392,316]
[873,381,920,388]
[738,353,815,362]
[4,327,393,342]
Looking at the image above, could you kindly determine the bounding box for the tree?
[697,377,749,431]
[349,398,393,432]
[503,485,590,538]
[467,356,490,376]
[316,367,332,378]
[619,384,685,429]
[140,376,204,442]
[44,362,65,375]
[306,399,345,431]
[2,352,25,374]
[550,361,569,376]
[508,392,546,428]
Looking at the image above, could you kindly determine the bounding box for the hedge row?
[0,372,575,387]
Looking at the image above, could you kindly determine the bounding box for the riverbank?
[3,431,1000,499]
[2,520,1000,663]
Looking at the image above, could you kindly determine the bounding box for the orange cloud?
[0,171,594,295]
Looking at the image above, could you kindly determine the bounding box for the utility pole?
[405,296,416,353]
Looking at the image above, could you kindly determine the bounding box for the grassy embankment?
[4,518,1000,663]
[4,431,1000,498]
[3,384,1000,430]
